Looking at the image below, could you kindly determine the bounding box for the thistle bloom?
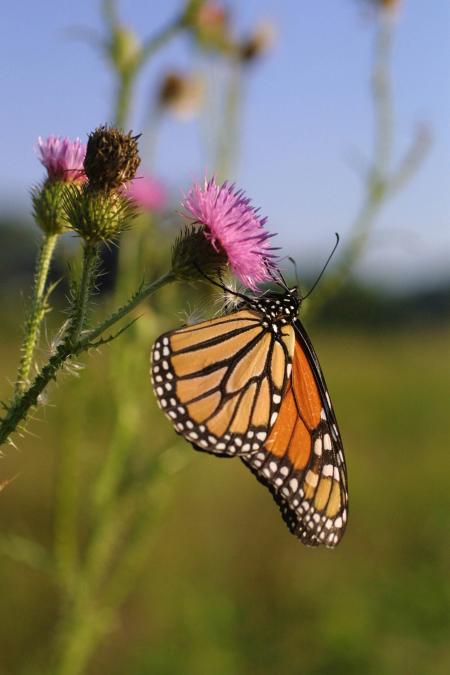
[36,136,86,183]
[182,178,276,289]
[124,175,167,212]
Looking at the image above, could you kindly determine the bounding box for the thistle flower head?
[84,126,141,192]
[36,136,86,183]
[123,175,167,212]
[182,178,277,289]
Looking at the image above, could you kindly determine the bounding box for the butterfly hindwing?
[151,309,295,457]
[242,320,348,548]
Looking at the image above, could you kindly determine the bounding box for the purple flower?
[123,175,167,211]
[36,135,86,182]
[182,177,277,289]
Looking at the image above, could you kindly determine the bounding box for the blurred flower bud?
[84,126,141,193]
[361,0,403,20]
[122,175,167,212]
[171,226,227,281]
[63,185,137,244]
[192,1,232,52]
[157,72,204,120]
[182,0,209,25]
[239,21,277,63]
[380,0,402,12]
[109,24,141,75]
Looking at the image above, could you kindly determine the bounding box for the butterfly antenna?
[302,233,340,300]
[288,257,300,289]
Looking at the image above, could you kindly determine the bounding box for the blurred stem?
[102,0,118,28]
[14,233,58,396]
[112,14,184,129]
[372,14,394,178]
[103,478,170,610]
[114,72,134,129]
[53,491,141,675]
[54,404,81,597]
[306,16,395,319]
[140,15,185,64]
[53,603,112,675]
[0,271,176,447]
[215,62,242,181]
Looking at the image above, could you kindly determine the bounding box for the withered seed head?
[84,125,141,192]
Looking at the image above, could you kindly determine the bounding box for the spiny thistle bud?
[32,181,82,236]
[171,226,227,281]
[84,126,141,192]
[63,184,137,244]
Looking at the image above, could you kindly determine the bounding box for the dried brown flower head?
[84,126,141,192]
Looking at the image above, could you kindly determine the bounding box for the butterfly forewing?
[151,309,295,457]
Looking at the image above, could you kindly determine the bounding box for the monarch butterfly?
[151,280,348,548]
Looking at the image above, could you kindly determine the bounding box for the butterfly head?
[252,287,300,325]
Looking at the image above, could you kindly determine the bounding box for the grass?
[0,318,449,675]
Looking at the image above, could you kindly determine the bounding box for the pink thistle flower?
[182,177,277,289]
[123,175,167,212]
[36,135,86,182]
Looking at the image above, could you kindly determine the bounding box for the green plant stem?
[68,243,99,346]
[14,233,58,395]
[113,16,184,129]
[139,14,185,65]
[306,16,395,319]
[372,14,394,179]
[0,271,176,447]
[83,270,175,346]
[54,403,81,597]
[113,72,134,129]
[53,491,141,675]
[215,61,242,181]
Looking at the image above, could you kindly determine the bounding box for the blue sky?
[1,1,449,289]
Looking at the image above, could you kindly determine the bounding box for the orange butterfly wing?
[243,322,348,548]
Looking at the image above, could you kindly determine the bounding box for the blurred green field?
[1,314,448,675]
